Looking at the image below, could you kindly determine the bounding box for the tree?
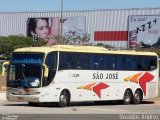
[0,35,45,60]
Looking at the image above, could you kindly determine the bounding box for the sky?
[0,0,160,12]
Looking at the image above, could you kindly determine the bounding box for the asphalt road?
[0,100,160,120]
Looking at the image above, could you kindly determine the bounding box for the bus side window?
[143,56,151,71]
[106,55,116,70]
[116,56,123,70]
[103,55,109,70]
[137,64,143,70]
[125,56,131,70]
[130,56,136,70]
[75,54,82,69]
[93,54,102,69]
[59,53,67,69]
[93,54,98,69]
[150,58,157,70]
[136,56,144,70]
[83,54,89,69]
[107,55,112,69]
[97,55,103,69]
[88,54,95,69]
[44,52,57,86]
[67,54,75,69]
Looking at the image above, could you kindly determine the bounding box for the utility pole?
[61,0,63,44]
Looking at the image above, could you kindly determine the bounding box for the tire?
[133,89,143,104]
[28,102,39,106]
[58,90,70,107]
[123,89,132,105]
[94,101,105,105]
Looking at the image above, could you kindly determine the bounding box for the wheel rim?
[123,90,132,104]
[135,93,140,101]
[60,94,67,105]
[134,90,142,104]
[124,92,131,102]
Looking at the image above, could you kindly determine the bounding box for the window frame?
[58,51,158,71]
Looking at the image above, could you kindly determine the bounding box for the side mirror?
[44,65,49,78]
[2,61,9,76]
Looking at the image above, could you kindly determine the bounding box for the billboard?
[128,15,160,48]
[27,17,60,46]
[63,17,86,44]
[62,17,89,45]
[27,17,89,46]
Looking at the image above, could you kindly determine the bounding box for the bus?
[6,45,159,107]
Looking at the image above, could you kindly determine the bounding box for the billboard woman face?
[27,17,60,46]
[33,19,49,41]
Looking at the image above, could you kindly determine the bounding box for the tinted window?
[44,52,57,86]
[12,52,44,64]
[45,52,57,70]
[58,52,157,71]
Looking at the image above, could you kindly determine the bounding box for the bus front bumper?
[6,93,41,102]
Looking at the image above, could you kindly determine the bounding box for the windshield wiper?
[21,64,30,88]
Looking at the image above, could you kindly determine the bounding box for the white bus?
[6,45,159,107]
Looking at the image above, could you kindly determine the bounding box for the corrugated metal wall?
[0,8,160,48]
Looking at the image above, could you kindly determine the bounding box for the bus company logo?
[24,88,30,94]
[77,82,109,98]
[124,72,154,96]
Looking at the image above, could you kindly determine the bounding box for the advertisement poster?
[62,17,90,45]
[128,15,160,48]
[27,17,89,46]
[26,17,60,46]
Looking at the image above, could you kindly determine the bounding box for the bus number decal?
[69,73,80,78]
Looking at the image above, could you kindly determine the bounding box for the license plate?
[17,97,24,101]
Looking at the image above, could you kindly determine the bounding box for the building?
[0,8,160,48]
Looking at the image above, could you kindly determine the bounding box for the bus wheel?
[58,90,69,107]
[123,89,132,105]
[133,89,143,104]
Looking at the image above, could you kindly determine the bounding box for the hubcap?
[125,92,130,102]
[135,92,141,102]
[125,97,130,102]
[60,94,67,104]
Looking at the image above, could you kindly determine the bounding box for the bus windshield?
[7,64,43,88]
[7,52,58,88]
[12,52,44,64]
[7,52,44,88]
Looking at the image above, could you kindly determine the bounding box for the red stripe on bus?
[94,31,128,41]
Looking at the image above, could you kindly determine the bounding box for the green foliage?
[0,35,45,60]
[135,47,160,57]
[96,43,160,57]
[52,33,91,45]
[96,43,114,49]
[1,35,160,60]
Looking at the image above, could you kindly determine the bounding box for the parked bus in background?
[6,45,159,107]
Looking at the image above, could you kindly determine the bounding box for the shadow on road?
[2,100,155,108]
